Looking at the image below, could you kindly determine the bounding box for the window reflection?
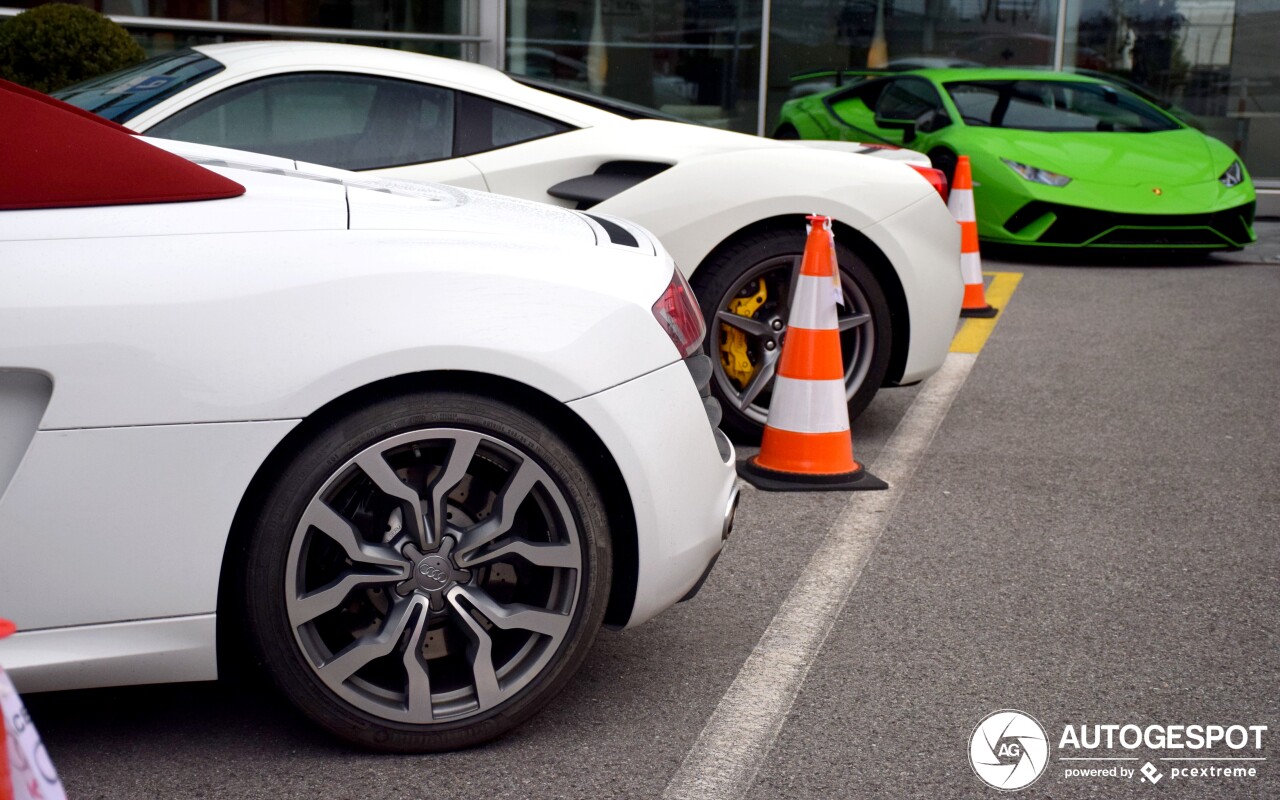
[763,0,1061,143]
[9,0,1279,177]
[506,0,763,132]
[1071,0,1280,177]
[758,0,1279,177]
[13,0,466,33]
[1229,2,1280,175]
[5,1,469,58]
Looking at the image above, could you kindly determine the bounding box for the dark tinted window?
[946,80,1179,132]
[455,93,572,157]
[146,73,455,170]
[53,49,225,123]
[876,79,945,122]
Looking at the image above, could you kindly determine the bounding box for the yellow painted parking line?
[950,271,1023,354]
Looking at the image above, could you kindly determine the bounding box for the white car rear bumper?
[568,359,737,628]
[863,193,964,385]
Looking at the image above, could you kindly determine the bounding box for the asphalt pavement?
[21,225,1280,800]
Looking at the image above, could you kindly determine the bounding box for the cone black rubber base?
[961,304,998,318]
[737,456,888,492]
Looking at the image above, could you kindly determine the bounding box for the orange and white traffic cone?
[0,619,67,800]
[1,619,15,800]
[738,216,887,492]
[949,155,998,319]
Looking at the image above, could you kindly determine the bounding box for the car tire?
[773,124,800,140]
[243,390,611,752]
[691,228,892,442]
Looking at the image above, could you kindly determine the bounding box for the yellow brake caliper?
[720,278,768,388]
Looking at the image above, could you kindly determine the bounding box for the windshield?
[945,79,1179,132]
[53,49,224,123]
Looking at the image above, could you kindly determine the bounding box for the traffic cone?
[0,619,67,800]
[1,619,15,800]
[949,156,998,318]
[738,216,887,492]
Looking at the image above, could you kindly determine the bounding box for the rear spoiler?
[789,68,890,86]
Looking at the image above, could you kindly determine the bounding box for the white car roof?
[175,43,926,166]
[191,41,625,129]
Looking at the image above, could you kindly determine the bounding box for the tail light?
[652,268,706,358]
[909,164,949,202]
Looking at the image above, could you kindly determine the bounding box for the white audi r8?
[0,82,738,752]
[56,42,963,439]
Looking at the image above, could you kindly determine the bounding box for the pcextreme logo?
[970,711,1270,791]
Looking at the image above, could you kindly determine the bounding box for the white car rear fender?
[0,231,680,429]
[792,139,932,165]
[860,193,964,384]
[591,147,937,277]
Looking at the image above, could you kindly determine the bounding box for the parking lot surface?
[23,226,1280,799]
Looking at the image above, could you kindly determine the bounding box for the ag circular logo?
[969,709,1050,791]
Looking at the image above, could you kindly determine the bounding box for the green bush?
[0,3,145,93]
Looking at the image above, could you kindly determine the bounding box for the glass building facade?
[504,0,1280,189]
[8,0,1280,189]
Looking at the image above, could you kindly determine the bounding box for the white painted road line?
[663,352,979,800]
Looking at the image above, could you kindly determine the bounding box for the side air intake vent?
[548,161,672,209]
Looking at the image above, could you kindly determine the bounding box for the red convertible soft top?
[0,78,244,211]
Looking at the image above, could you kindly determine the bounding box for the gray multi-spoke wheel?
[690,228,892,441]
[245,391,610,752]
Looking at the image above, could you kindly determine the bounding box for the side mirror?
[915,108,949,134]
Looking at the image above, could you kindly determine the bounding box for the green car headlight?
[1219,160,1244,187]
[1001,159,1072,187]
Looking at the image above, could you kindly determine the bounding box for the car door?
[142,72,489,190]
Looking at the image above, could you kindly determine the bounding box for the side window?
[948,83,1000,126]
[146,73,455,171]
[876,79,945,123]
[455,92,573,157]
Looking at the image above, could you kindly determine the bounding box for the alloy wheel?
[284,427,583,725]
[712,254,877,426]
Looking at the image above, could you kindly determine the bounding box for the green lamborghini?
[775,68,1255,250]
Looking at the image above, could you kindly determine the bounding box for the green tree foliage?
[0,3,145,93]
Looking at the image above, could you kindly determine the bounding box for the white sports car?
[0,82,738,752]
[56,42,963,439]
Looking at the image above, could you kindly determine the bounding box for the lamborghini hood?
[974,128,1226,188]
